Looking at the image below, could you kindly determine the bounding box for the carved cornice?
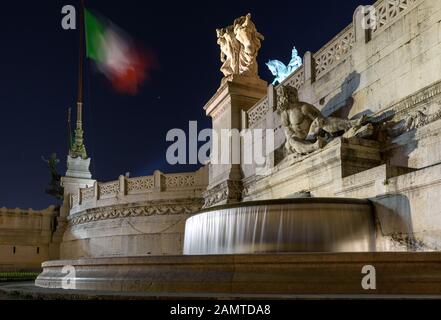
[210,102,229,120]
[203,180,243,208]
[375,80,441,123]
[68,199,204,226]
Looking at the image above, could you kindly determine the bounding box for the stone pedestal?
[65,155,92,179]
[242,137,383,201]
[53,156,95,245]
[203,75,267,207]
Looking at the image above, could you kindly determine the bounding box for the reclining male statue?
[276,85,373,156]
[276,86,326,155]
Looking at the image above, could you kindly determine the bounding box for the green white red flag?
[84,9,154,95]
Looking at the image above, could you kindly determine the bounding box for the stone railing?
[164,173,196,188]
[246,0,421,127]
[282,65,305,89]
[71,194,79,207]
[70,168,208,213]
[371,0,419,37]
[248,96,270,128]
[126,176,154,194]
[80,186,95,203]
[247,65,305,128]
[99,181,119,199]
[313,24,355,80]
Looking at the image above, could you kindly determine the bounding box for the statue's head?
[292,46,298,56]
[276,85,299,112]
[216,28,224,38]
[266,59,287,78]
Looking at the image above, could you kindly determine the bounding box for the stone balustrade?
[247,96,269,128]
[70,168,208,214]
[247,0,421,128]
[371,0,419,37]
[282,65,305,89]
[313,24,355,80]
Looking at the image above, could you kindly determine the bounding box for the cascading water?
[183,198,376,255]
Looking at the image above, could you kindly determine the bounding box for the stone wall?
[0,206,59,271]
[61,167,208,258]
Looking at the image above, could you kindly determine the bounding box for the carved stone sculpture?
[266,47,303,85]
[276,86,326,155]
[42,153,64,201]
[342,123,374,139]
[404,108,429,130]
[217,13,264,78]
[307,115,367,140]
[216,27,240,76]
[276,85,377,157]
[384,106,441,138]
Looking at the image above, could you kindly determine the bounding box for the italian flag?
[84,9,150,95]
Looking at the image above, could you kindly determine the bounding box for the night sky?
[0,0,364,209]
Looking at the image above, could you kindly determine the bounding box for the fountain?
[184,199,376,255]
[33,6,441,297]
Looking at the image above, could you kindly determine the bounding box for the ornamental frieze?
[68,200,204,226]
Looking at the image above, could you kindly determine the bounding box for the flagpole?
[70,0,88,159]
[67,107,72,150]
[77,0,84,106]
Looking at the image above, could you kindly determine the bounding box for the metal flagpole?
[70,0,88,159]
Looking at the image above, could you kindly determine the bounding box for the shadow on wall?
[377,113,419,168]
[321,71,361,119]
[388,129,418,169]
[371,193,423,251]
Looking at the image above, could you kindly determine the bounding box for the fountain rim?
[197,197,372,215]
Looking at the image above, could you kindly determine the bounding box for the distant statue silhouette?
[42,153,64,201]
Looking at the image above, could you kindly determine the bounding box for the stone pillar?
[203,75,267,207]
[353,5,370,44]
[154,170,165,192]
[60,158,94,218]
[303,51,315,83]
[53,156,95,246]
[118,175,126,197]
[267,84,276,111]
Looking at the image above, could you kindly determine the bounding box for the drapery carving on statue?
[217,13,264,78]
[216,26,240,77]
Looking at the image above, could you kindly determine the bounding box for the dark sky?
[0,0,365,209]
